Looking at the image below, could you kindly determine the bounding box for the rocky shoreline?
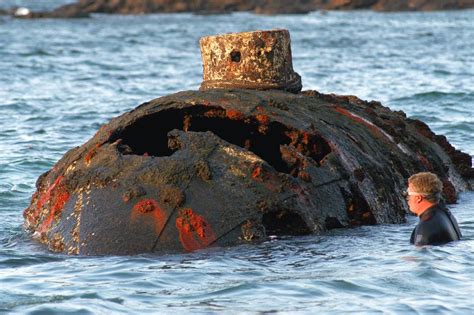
[4,0,474,18]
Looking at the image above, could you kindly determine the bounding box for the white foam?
[14,7,30,16]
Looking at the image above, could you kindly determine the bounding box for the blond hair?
[408,172,443,202]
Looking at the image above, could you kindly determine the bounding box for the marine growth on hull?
[23,30,473,255]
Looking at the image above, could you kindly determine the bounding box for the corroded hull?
[23,89,472,255]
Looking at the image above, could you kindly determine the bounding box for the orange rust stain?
[226,109,244,120]
[251,164,280,192]
[255,114,270,125]
[333,106,387,141]
[251,165,271,182]
[285,130,322,161]
[175,208,216,252]
[252,166,262,180]
[133,199,159,213]
[85,143,102,164]
[302,132,311,144]
[131,199,166,234]
[36,176,65,213]
[36,176,70,233]
[299,171,311,182]
[92,125,108,138]
[183,115,191,132]
[286,130,298,142]
[301,132,319,156]
[203,109,223,118]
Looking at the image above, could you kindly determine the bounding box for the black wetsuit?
[410,203,462,246]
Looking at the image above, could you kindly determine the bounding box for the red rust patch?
[251,164,280,192]
[255,113,270,125]
[285,130,330,163]
[298,171,311,182]
[203,108,222,118]
[333,106,388,142]
[226,109,244,120]
[36,176,66,213]
[133,199,159,213]
[85,143,102,164]
[36,176,70,233]
[251,164,272,182]
[175,208,216,252]
[131,199,166,234]
[183,115,191,131]
[252,166,263,180]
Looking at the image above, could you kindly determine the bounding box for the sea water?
[0,5,473,314]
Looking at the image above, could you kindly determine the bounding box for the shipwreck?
[23,29,472,255]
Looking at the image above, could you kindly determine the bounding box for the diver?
[405,172,462,246]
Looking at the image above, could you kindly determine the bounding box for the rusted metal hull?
[23,89,472,255]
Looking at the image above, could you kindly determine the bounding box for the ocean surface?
[0,3,473,314]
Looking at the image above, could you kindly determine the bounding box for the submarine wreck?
[23,29,473,255]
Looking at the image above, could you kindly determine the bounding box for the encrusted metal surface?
[200,29,302,93]
[23,89,472,255]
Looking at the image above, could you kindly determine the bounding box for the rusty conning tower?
[200,29,302,93]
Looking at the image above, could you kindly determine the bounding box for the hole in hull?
[341,185,376,226]
[262,209,312,236]
[116,105,332,176]
[230,50,241,63]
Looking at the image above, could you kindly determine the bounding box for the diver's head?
[405,172,442,216]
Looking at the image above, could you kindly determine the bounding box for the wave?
[391,91,473,103]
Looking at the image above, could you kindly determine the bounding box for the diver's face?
[406,183,423,216]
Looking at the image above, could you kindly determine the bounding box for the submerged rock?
[23,30,472,255]
[12,0,474,18]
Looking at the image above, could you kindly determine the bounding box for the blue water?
[1,6,473,314]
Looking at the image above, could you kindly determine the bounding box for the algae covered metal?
[23,30,472,255]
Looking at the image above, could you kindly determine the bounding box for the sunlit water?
[0,5,473,314]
